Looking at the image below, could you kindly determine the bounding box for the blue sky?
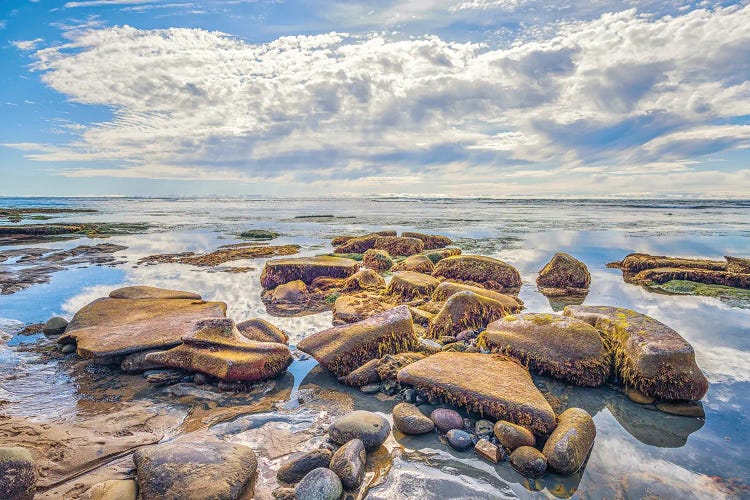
[1,0,749,197]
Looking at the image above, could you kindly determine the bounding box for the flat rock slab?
[431,281,523,311]
[432,255,521,292]
[397,352,557,435]
[60,296,227,358]
[480,313,611,387]
[260,256,360,290]
[298,305,418,376]
[564,305,709,400]
[386,271,441,302]
[109,286,202,300]
[133,440,257,500]
[333,292,394,323]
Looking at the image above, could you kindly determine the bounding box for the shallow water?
[1,197,749,498]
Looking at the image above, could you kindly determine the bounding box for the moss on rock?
[374,236,424,256]
[433,255,521,292]
[392,254,435,274]
[428,291,512,339]
[386,271,441,303]
[537,252,591,295]
[401,232,453,250]
[260,256,359,290]
[431,281,523,312]
[542,408,596,475]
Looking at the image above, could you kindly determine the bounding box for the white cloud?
[9,4,750,195]
[65,0,153,8]
[11,38,43,51]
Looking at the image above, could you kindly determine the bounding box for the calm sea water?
[1,197,749,498]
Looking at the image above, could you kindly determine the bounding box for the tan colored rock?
[86,479,137,500]
[373,236,424,256]
[109,286,201,300]
[610,253,726,272]
[260,256,359,289]
[236,318,288,344]
[474,439,503,464]
[362,249,393,271]
[392,254,435,273]
[432,255,521,292]
[397,353,557,435]
[428,291,513,338]
[542,408,596,475]
[386,271,440,302]
[338,358,380,387]
[725,256,750,274]
[341,269,386,292]
[332,293,393,323]
[423,247,461,263]
[624,386,655,404]
[493,420,536,451]
[431,281,523,311]
[376,352,424,381]
[401,232,453,250]
[270,280,309,304]
[536,252,591,295]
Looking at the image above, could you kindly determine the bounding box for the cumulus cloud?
[11,38,44,51]
[8,4,750,195]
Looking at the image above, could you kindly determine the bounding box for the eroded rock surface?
[432,255,521,292]
[261,256,360,290]
[537,252,591,296]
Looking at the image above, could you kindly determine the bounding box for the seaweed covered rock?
[386,271,441,302]
[270,280,310,305]
[59,294,227,358]
[392,403,434,434]
[133,440,257,500]
[0,447,36,500]
[428,291,513,339]
[362,249,394,271]
[297,306,418,376]
[431,281,523,312]
[333,292,393,323]
[236,318,289,344]
[479,313,611,387]
[536,252,591,296]
[725,256,750,274]
[609,253,726,273]
[397,353,557,434]
[564,305,709,400]
[392,254,435,274]
[424,247,462,264]
[42,316,68,335]
[338,358,380,387]
[432,255,521,292]
[109,286,202,300]
[341,268,386,292]
[260,256,359,290]
[328,410,391,451]
[332,231,396,248]
[376,352,424,381]
[374,236,424,257]
[493,421,536,451]
[632,267,750,289]
[510,446,547,477]
[401,232,453,250]
[146,318,292,382]
[542,408,596,475]
[334,234,379,254]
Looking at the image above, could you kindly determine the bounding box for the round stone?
[392,403,434,435]
[494,420,536,451]
[277,449,333,484]
[446,429,473,451]
[430,408,464,434]
[43,316,68,335]
[329,410,391,452]
[474,419,494,436]
[61,344,76,354]
[510,446,547,477]
[294,468,342,500]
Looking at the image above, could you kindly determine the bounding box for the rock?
[446,429,473,451]
[273,487,296,500]
[432,255,522,292]
[374,236,424,256]
[328,410,391,452]
[430,408,464,434]
[632,267,750,289]
[416,337,442,354]
[145,369,184,385]
[564,305,709,400]
[536,252,591,295]
[277,449,333,484]
[86,479,137,500]
[401,232,453,250]
[109,286,202,300]
[386,272,440,302]
[510,446,547,477]
[297,306,418,377]
[376,352,424,382]
[309,276,345,291]
[59,295,227,358]
[146,318,293,382]
[392,255,435,274]
[493,420,535,451]
[239,229,279,240]
[408,306,434,326]
[430,281,523,311]
[0,447,36,500]
[193,373,207,385]
[43,316,68,335]
[332,292,393,323]
[392,403,434,435]
[362,249,394,271]
[133,440,257,500]
[424,247,462,264]
[329,439,366,490]
[398,353,556,435]
[331,235,353,246]
[656,401,706,417]
[428,291,512,339]
[479,313,611,387]
[542,408,596,475]
[474,439,504,464]
[335,234,379,254]
[260,256,360,290]
[294,468,342,500]
[609,253,726,273]
[360,383,381,394]
[474,419,493,436]
[725,256,750,274]
[271,280,310,304]
[236,318,289,344]
[625,386,655,404]
[338,358,380,387]
[341,269,386,292]
[121,350,167,373]
[61,343,76,354]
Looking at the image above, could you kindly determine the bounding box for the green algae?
[648,280,750,309]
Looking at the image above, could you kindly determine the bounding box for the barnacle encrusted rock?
[236,318,289,344]
[59,294,227,358]
[397,352,557,434]
[563,305,709,400]
[536,252,591,296]
[392,254,436,274]
[542,408,596,475]
[400,232,453,250]
[432,255,521,292]
[373,236,424,256]
[428,291,513,339]
[386,271,441,302]
[479,313,611,387]
[430,281,524,311]
[297,305,418,376]
[146,318,292,382]
[362,249,394,271]
[260,256,359,290]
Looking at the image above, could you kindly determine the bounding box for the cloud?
[11,38,44,51]
[64,0,153,8]
[9,4,750,195]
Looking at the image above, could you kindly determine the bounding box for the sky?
[1,0,749,198]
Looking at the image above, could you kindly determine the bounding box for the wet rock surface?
[329,438,366,490]
[386,271,440,302]
[428,291,513,338]
[294,468,342,500]
[392,254,435,273]
[373,236,424,256]
[139,242,300,267]
[493,420,536,451]
[261,256,360,290]
[432,255,522,292]
[392,403,434,435]
[510,446,547,477]
[542,408,596,475]
[236,318,289,344]
[328,410,391,451]
[430,408,464,434]
[362,249,393,271]
[0,446,36,500]
[536,252,591,296]
[277,449,333,484]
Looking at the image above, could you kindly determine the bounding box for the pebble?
[493,420,536,451]
[430,408,464,434]
[625,386,655,404]
[329,410,391,452]
[446,429,473,451]
[42,316,68,335]
[475,419,494,436]
[474,438,505,464]
[193,373,207,385]
[656,401,705,418]
[294,468,342,500]
[392,402,434,435]
[360,383,381,394]
[329,439,366,490]
[61,344,76,354]
[510,446,547,477]
[277,449,333,484]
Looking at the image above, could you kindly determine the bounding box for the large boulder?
[479,313,611,387]
[133,440,257,500]
[430,281,523,312]
[328,411,391,451]
[373,236,424,256]
[392,254,435,274]
[109,286,202,300]
[432,255,521,292]
[542,408,596,475]
[428,291,513,339]
[401,232,453,250]
[236,318,288,344]
[332,292,393,323]
[397,353,557,435]
[0,447,36,500]
[260,256,359,290]
[294,468,342,500]
[341,268,386,292]
[564,305,709,400]
[334,234,381,254]
[58,294,227,358]
[362,249,393,271]
[609,253,726,273]
[536,253,591,296]
[297,306,418,376]
[146,318,292,382]
[386,272,440,302]
[276,449,333,484]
